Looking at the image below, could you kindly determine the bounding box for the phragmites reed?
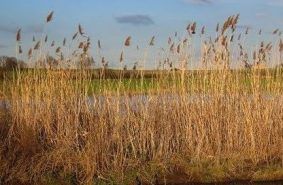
[78,42,84,49]
[98,40,101,49]
[28,48,32,58]
[101,56,105,64]
[279,39,283,52]
[231,14,239,31]
[238,33,241,40]
[56,47,61,53]
[273,29,279,35]
[34,41,40,50]
[186,24,191,32]
[149,36,155,46]
[170,43,175,52]
[133,62,137,70]
[3,13,283,185]
[183,38,188,44]
[216,23,219,32]
[101,57,108,68]
[124,36,131,46]
[72,32,78,40]
[46,11,54,23]
[83,42,90,53]
[253,51,257,61]
[191,22,196,34]
[177,44,181,54]
[120,51,124,63]
[230,35,234,42]
[18,45,22,54]
[221,36,227,46]
[168,37,172,45]
[16,28,21,42]
[63,38,66,46]
[201,26,205,35]
[60,52,64,60]
[78,24,84,35]
[245,27,249,34]
[219,14,239,34]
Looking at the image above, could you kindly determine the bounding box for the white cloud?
[182,0,212,5]
[181,0,237,5]
[115,15,154,26]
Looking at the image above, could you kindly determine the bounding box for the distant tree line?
[0,56,27,70]
[0,55,95,70]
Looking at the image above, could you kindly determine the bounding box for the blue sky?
[0,0,283,67]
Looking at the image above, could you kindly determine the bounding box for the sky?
[0,0,283,68]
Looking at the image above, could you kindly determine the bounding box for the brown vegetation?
[0,12,282,185]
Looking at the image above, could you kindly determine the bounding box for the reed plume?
[98,40,101,49]
[72,32,78,40]
[78,24,84,35]
[28,48,32,58]
[34,41,40,50]
[18,45,22,54]
[124,36,131,46]
[149,36,155,46]
[56,47,61,53]
[16,28,21,42]
[63,38,66,46]
[46,11,54,23]
[120,51,124,63]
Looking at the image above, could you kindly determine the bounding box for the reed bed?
[0,13,283,184]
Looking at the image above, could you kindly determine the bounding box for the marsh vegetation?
[0,12,282,184]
